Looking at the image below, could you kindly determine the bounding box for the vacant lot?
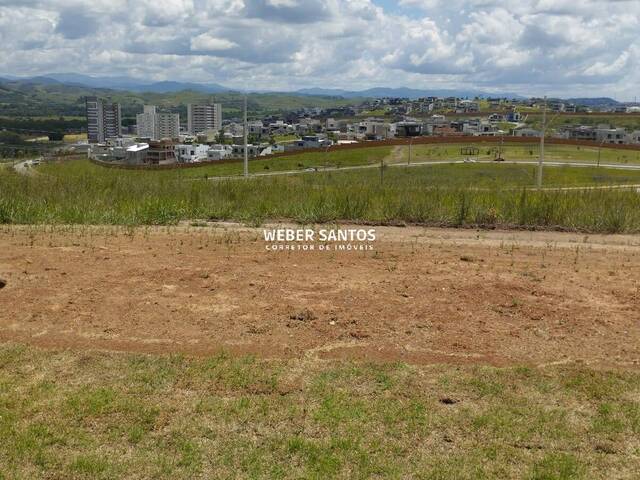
[1,224,639,479]
[1,224,639,365]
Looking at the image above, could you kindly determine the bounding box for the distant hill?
[0,77,359,118]
[3,75,526,99]
[42,73,231,94]
[567,97,620,107]
[134,80,230,94]
[1,74,629,118]
[297,86,526,100]
[295,88,352,97]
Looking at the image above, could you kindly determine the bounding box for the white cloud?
[583,52,630,77]
[190,33,238,51]
[0,0,638,97]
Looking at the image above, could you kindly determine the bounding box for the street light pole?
[597,139,605,167]
[243,93,248,177]
[537,96,547,189]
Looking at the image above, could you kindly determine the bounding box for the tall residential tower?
[187,101,222,135]
[85,97,121,143]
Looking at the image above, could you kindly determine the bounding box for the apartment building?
[187,102,222,135]
[85,96,121,143]
[136,106,156,139]
[136,105,180,140]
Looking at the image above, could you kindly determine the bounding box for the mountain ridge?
[0,75,628,108]
[296,87,526,100]
[6,73,525,99]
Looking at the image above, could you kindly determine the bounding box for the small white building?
[326,118,339,130]
[231,144,262,158]
[626,131,640,144]
[125,143,149,164]
[514,128,541,138]
[207,144,232,161]
[596,128,627,145]
[175,144,210,163]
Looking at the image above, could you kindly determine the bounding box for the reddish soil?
[1,224,639,368]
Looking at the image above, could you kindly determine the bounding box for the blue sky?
[371,0,412,14]
[0,0,638,99]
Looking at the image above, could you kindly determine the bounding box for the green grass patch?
[0,344,639,479]
[399,143,640,166]
[272,134,299,144]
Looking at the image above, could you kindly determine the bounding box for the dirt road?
[1,224,639,368]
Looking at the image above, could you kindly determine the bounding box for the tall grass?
[1,164,640,232]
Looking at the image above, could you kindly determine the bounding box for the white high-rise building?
[187,102,222,135]
[136,105,180,140]
[136,105,157,139]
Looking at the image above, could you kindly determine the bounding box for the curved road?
[12,158,42,176]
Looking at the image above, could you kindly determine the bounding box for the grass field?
[316,162,640,188]
[524,114,640,132]
[38,144,640,182]
[398,143,640,166]
[2,156,640,231]
[1,343,638,479]
[38,156,640,188]
[272,134,299,143]
[39,147,393,178]
[63,133,88,143]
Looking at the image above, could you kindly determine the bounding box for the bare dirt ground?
[1,223,639,368]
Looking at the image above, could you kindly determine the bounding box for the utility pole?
[537,96,547,189]
[243,93,248,177]
[408,137,413,165]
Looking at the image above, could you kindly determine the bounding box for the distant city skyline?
[1,0,638,100]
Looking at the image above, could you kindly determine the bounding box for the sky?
[0,0,638,99]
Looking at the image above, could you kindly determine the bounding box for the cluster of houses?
[555,125,640,145]
[85,94,640,166]
[362,96,640,116]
